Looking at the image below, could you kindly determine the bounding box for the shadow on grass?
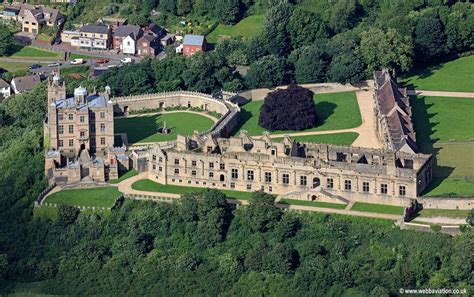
[115,115,160,143]
[233,108,253,134]
[315,101,337,127]
[410,96,455,195]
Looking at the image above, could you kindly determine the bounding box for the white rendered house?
[122,35,136,55]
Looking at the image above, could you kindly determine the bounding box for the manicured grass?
[61,65,90,76]
[109,169,138,184]
[411,96,474,142]
[45,187,121,208]
[114,112,215,144]
[417,209,470,218]
[36,34,53,42]
[236,92,361,136]
[402,55,474,92]
[131,179,254,200]
[273,132,359,146]
[350,202,404,215]
[410,95,474,197]
[10,46,59,58]
[207,15,264,43]
[279,198,347,209]
[69,53,99,60]
[0,61,46,72]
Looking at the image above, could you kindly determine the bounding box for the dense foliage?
[259,84,317,131]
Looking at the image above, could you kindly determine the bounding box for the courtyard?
[114,111,216,144]
[235,91,362,136]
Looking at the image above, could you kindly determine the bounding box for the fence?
[40,194,124,212]
[34,183,57,208]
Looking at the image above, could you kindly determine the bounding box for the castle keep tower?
[44,74,121,185]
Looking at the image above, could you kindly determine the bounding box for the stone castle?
[44,70,432,207]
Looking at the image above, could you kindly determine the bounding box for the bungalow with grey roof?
[11,75,41,94]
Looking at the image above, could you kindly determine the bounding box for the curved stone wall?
[111,91,241,138]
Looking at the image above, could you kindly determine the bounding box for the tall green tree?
[261,3,294,56]
[215,0,241,25]
[245,55,288,88]
[288,8,328,48]
[0,25,15,56]
[293,45,330,84]
[358,28,413,73]
[414,14,447,61]
[328,53,366,85]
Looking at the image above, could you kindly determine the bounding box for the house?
[0,79,11,98]
[144,23,165,38]
[113,25,142,54]
[137,35,160,57]
[18,4,63,34]
[61,30,81,47]
[182,34,206,57]
[11,75,41,94]
[78,24,112,50]
[0,6,20,21]
[160,33,175,47]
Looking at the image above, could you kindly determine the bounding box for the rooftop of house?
[139,34,156,43]
[183,34,205,46]
[0,78,10,89]
[53,94,108,110]
[80,24,110,34]
[114,25,141,38]
[3,7,20,13]
[12,75,40,92]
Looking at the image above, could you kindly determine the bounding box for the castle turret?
[74,86,88,105]
[48,73,66,103]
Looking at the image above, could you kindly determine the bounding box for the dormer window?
[271,149,276,156]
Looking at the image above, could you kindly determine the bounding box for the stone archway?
[220,174,225,182]
[313,177,320,188]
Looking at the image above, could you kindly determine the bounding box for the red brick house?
[137,34,159,57]
[183,34,206,57]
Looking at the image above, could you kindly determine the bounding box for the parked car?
[53,37,61,45]
[28,64,42,70]
[48,62,61,67]
[70,59,84,65]
[96,58,109,64]
[120,57,133,64]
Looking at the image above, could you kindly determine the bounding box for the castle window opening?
[380,183,388,194]
[265,172,272,183]
[344,180,352,191]
[231,168,238,179]
[247,184,252,190]
[220,174,225,182]
[300,176,307,186]
[247,170,254,181]
[313,177,320,188]
[363,181,370,192]
[399,185,406,196]
[282,173,290,184]
[209,172,214,178]
[209,162,214,169]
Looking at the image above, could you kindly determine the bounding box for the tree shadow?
[115,115,160,144]
[233,108,253,134]
[315,101,337,127]
[409,96,455,195]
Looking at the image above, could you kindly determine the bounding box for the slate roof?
[54,94,108,110]
[114,25,141,38]
[140,34,156,43]
[80,24,110,34]
[0,78,10,89]
[12,75,40,93]
[183,34,205,46]
[375,70,417,153]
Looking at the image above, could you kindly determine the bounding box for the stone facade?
[137,131,432,207]
[44,74,126,185]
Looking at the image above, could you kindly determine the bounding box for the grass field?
[279,198,347,209]
[410,95,474,197]
[0,61,46,72]
[207,15,264,43]
[131,179,254,200]
[45,187,122,208]
[402,55,474,92]
[350,202,404,215]
[114,112,215,144]
[109,169,138,184]
[417,209,470,218]
[10,46,59,58]
[273,132,359,146]
[236,92,361,136]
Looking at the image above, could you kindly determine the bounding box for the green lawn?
[417,209,470,218]
[109,169,138,184]
[0,61,46,72]
[10,46,59,58]
[114,112,215,144]
[273,132,359,146]
[410,96,474,197]
[36,34,53,42]
[236,92,361,136]
[131,179,254,200]
[69,53,99,60]
[44,187,122,208]
[206,15,263,43]
[350,202,404,215]
[402,55,474,92]
[279,198,347,209]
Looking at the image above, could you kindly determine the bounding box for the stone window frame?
[191,170,197,177]
[399,185,406,196]
[264,172,272,183]
[327,178,334,189]
[344,180,352,191]
[58,125,64,134]
[300,175,307,186]
[174,168,179,175]
[231,168,238,180]
[68,125,74,134]
[380,183,388,194]
[247,170,254,181]
[209,162,214,169]
[362,181,370,193]
[282,173,290,185]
